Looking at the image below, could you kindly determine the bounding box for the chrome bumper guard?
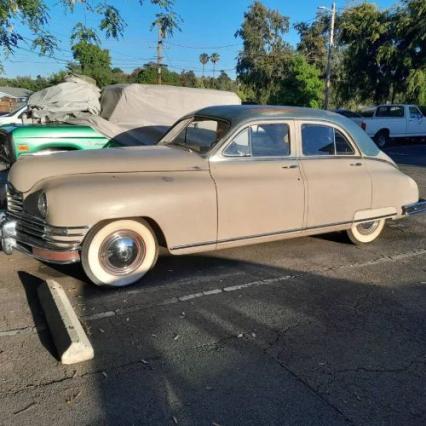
[0,210,16,254]
[1,210,88,264]
[403,199,426,216]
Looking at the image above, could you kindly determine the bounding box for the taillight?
[361,121,367,131]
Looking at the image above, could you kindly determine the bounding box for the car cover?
[92,84,241,145]
[28,75,101,120]
[27,78,241,145]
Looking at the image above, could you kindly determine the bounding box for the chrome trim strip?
[171,213,397,251]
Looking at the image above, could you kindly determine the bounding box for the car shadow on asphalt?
[31,251,426,425]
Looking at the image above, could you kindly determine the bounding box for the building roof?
[0,86,32,99]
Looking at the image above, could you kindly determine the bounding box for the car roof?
[189,105,344,126]
[185,104,382,158]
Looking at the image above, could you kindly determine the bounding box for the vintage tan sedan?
[1,105,425,287]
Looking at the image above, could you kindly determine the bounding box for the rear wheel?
[374,130,389,148]
[81,219,158,287]
[347,219,385,244]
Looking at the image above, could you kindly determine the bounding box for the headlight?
[37,192,48,218]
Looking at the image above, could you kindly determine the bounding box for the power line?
[165,41,242,50]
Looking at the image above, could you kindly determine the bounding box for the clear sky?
[3,0,398,78]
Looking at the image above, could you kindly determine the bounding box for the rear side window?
[302,124,355,156]
[376,106,404,118]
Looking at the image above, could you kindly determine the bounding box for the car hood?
[8,145,208,193]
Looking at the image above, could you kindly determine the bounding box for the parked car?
[0,84,241,170]
[334,109,365,129]
[1,105,425,287]
[0,104,28,126]
[361,104,426,147]
[0,124,110,167]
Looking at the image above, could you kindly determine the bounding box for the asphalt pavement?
[0,143,425,425]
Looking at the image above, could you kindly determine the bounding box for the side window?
[302,125,334,155]
[224,123,290,158]
[376,106,404,118]
[409,106,422,119]
[335,130,355,155]
[376,106,388,117]
[302,124,355,156]
[251,123,290,157]
[224,128,250,157]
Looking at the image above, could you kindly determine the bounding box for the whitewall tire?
[347,219,385,245]
[81,219,158,287]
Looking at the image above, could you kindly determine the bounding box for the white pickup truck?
[362,104,426,147]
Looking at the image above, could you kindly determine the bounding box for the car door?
[298,122,371,228]
[407,106,425,136]
[210,121,305,242]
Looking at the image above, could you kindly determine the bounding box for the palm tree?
[210,52,220,77]
[199,53,210,78]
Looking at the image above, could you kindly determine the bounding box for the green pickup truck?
[0,124,112,168]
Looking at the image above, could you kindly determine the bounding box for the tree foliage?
[0,0,176,65]
[235,1,292,104]
[70,24,112,86]
[271,55,324,108]
[298,0,426,107]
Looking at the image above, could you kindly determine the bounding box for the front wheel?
[347,219,385,245]
[81,219,158,287]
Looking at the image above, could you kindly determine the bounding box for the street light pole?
[323,2,336,110]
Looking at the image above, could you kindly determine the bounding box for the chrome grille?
[6,187,24,214]
[6,186,88,250]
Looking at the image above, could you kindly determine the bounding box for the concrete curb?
[37,279,94,365]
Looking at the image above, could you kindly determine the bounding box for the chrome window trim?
[295,119,362,158]
[211,119,297,163]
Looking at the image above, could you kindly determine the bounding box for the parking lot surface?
[0,144,425,425]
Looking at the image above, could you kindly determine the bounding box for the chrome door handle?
[282,164,299,169]
[350,162,362,167]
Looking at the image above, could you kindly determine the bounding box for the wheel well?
[84,217,168,249]
[375,128,389,137]
[141,217,168,248]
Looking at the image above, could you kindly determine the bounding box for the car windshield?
[160,117,231,154]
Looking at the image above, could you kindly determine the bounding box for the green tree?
[294,14,329,71]
[199,53,210,78]
[70,24,112,86]
[210,53,220,77]
[133,63,180,86]
[180,70,197,87]
[271,54,324,108]
[235,1,292,104]
[0,0,175,67]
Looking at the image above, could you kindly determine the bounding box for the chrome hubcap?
[99,231,145,275]
[356,221,380,235]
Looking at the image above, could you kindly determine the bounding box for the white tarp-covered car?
[27,76,242,145]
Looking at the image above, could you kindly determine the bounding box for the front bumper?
[0,211,85,264]
[403,199,426,216]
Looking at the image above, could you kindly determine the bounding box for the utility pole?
[156,24,164,85]
[323,1,336,110]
